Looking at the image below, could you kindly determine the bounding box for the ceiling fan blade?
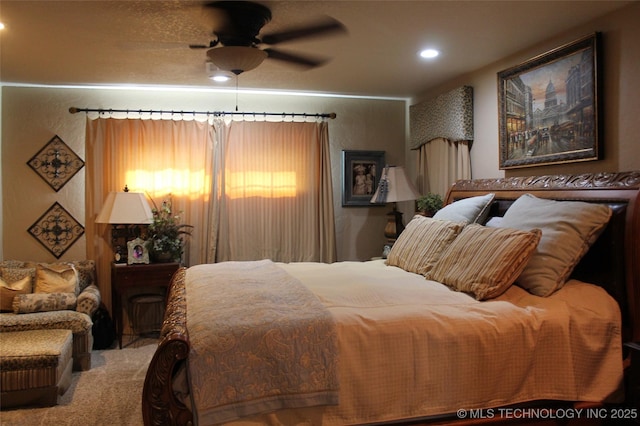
[264,48,328,69]
[201,2,242,34]
[261,17,346,45]
[203,1,271,43]
[119,41,203,51]
[189,40,219,49]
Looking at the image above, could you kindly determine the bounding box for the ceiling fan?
[190,1,347,75]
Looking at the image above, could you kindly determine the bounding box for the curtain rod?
[68,107,336,119]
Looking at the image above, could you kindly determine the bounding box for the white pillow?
[498,194,612,296]
[433,193,495,224]
[484,217,503,228]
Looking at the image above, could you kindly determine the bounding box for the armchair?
[0,260,101,370]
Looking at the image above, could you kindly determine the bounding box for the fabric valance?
[410,86,474,149]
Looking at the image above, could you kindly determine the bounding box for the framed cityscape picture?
[498,32,601,169]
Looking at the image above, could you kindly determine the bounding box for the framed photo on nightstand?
[127,238,150,264]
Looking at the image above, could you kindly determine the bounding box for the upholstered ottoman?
[0,329,73,408]
[0,310,93,371]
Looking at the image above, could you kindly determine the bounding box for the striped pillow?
[425,224,541,300]
[386,216,466,275]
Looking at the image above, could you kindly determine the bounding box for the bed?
[142,171,640,426]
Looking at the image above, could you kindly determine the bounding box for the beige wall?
[411,2,640,179]
[1,86,407,265]
[3,2,639,273]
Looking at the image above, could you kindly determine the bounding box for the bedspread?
[185,260,338,425]
[221,260,623,425]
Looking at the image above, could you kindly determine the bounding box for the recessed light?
[419,49,440,59]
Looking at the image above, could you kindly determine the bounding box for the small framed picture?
[127,238,150,265]
[342,150,386,206]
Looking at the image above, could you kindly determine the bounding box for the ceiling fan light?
[210,74,231,82]
[208,69,234,82]
[207,46,268,75]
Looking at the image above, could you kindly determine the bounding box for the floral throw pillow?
[12,292,77,314]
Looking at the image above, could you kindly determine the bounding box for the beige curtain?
[209,120,336,263]
[86,117,213,312]
[416,137,471,198]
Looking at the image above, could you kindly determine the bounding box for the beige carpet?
[0,338,158,426]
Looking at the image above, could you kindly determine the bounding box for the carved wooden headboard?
[445,171,640,344]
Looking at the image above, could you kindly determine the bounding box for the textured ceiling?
[0,0,631,98]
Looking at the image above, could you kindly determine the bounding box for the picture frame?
[498,32,601,169]
[342,150,385,206]
[127,237,150,265]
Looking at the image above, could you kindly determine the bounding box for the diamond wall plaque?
[29,202,85,258]
[27,135,85,192]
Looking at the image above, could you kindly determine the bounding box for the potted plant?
[416,193,444,217]
[148,198,193,263]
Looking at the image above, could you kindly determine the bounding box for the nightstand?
[626,342,640,423]
[111,262,180,348]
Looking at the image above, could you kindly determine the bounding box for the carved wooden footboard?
[142,267,193,426]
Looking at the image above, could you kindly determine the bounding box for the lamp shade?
[95,191,153,224]
[370,166,420,204]
[207,46,268,75]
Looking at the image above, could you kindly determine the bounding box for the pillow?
[386,215,465,275]
[34,263,79,295]
[66,260,96,292]
[498,194,612,297]
[1,266,36,283]
[485,217,503,228]
[12,292,77,314]
[425,224,541,300]
[0,276,32,312]
[0,260,26,269]
[433,193,495,224]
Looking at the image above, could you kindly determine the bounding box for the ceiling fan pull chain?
[235,75,239,112]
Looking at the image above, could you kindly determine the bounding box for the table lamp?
[370,166,420,244]
[95,186,153,263]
